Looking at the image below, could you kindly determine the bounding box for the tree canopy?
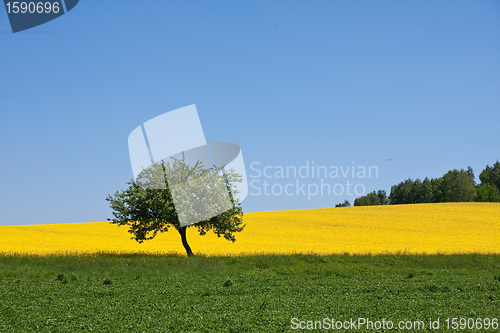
[475,183,500,203]
[106,157,244,257]
[355,161,500,206]
[479,161,500,193]
[354,190,387,206]
[335,199,351,207]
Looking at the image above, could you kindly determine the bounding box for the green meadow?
[0,254,499,332]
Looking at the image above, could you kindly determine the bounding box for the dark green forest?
[344,161,500,207]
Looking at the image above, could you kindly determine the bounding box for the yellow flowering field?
[0,202,499,256]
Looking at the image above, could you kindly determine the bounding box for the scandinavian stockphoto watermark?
[128,105,248,227]
[3,0,79,33]
[249,161,378,200]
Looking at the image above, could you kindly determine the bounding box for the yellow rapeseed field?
[0,202,499,256]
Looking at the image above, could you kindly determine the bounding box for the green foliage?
[479,161,500,193]
[349,161,500,206]
[376,189,388,205]
[438,168,476,202]
[354,192,378,206]
[389,179,412,205]
[0,254,499,331]
[389,167,479,204]
[335,199,350,207]
[354,190,386,206]
[390,177,439,204]
[106,156,244,254]
[475,183,500,202]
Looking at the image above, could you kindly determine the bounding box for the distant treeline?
[336,161,500,207]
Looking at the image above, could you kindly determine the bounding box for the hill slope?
[1,203,499,255]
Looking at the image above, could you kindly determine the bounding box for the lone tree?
[106,156,244,257]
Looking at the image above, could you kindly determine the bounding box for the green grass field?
[1,254,500,332]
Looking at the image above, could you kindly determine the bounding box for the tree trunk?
[178,226,195,257]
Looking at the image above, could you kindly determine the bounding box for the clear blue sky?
[1,0,499,225]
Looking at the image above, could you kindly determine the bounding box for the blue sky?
[1,0,499,225]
